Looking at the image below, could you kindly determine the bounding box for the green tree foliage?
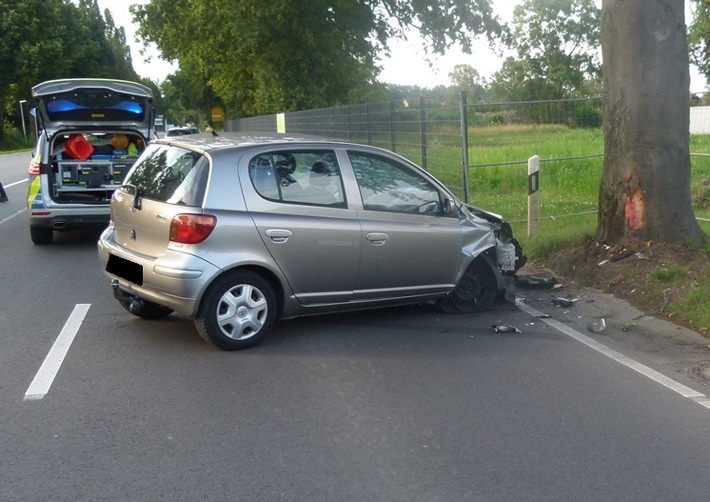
[489,0,601,102]
[448,64,489,101]
[0,0,137,142]
[160,66,221,127]
[689,0,710,87]
[130,0,503,117]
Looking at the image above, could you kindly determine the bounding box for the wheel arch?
[199,264,286,319]
[466,246,506,291]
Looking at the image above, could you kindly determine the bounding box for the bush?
[0,122,33,151]
[692,177,710,209]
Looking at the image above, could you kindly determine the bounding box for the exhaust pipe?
[51,221,66,230]
[111,280,144,314]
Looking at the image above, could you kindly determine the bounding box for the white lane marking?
[516,300,708,404]
[5,180,25,188]
[24,304,91,401]
[0,208,26,226]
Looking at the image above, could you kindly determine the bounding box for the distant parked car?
[27,78,155,245]
[165,126,199,137]
[98,133,526,350]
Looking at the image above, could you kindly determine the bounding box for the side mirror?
[443,197,457,215]
[443,197,456,214]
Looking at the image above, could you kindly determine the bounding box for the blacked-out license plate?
[106,254,143,286]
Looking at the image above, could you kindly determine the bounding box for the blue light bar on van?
[47,100,87,113]
[46,100,143,115]
[109,101,144,114]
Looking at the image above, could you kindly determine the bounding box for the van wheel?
[437,258,498,314]
[195,271,276,351]
[30,227,53,245]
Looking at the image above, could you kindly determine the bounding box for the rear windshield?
[124,144,209,206]
[44,89,150,122]
[166,128,199,136]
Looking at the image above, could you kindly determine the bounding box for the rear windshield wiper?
[125,184,143,210]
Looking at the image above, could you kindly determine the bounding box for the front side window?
[348,151,444,215]
[249,150,345,207]
[124,144,208,206]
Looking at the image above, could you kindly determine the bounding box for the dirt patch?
[522,238,710,336]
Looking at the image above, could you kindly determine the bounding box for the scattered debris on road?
[552,296,578,308]
[492,324,522,333]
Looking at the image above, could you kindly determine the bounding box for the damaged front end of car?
[448,203,528,310]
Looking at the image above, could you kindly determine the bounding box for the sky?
[98,0,707,92]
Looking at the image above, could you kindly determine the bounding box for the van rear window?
[125,144,209,206]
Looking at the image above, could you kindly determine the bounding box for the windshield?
[125,144,209,206]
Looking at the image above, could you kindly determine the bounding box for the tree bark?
[598,0,708,245]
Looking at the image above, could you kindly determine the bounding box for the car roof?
[153,132,360,153]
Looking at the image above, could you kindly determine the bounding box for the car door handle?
[366,232,388,246]
[265,228,292,243]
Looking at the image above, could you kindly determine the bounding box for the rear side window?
[249,150,345,207]
[125,144,209,206]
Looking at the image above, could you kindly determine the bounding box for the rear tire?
[30,226,53,245]
[437,257,498,314]
[195,271,277,351]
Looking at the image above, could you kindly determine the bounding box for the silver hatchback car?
[98,134,526,350]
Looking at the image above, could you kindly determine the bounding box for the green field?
[428,124,710,333]
[404,124,710,256]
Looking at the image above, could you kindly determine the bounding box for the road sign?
[211,107,225,122]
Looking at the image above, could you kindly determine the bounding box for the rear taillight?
[169,214,217,244]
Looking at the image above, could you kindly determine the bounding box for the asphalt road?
[3,151,710,501]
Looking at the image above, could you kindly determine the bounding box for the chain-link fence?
[224,94,709,234]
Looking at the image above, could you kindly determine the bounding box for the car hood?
[464,203,528,271]
[32,79,154,132]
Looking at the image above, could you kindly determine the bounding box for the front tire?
[437,257,498,314]
[195,271,277,351]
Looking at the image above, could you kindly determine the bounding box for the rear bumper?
[30,212,110,231]
[97,226,220,317]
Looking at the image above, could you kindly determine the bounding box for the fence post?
[419,96,427,170]
[345,105,350,141]
[389,100,396,153]
[528,155,540,236]
[459,91,470,204]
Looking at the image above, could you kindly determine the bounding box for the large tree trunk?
[598,0,708,245]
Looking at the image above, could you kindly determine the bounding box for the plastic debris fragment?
[492,324,522,333]
[552,296,577,308]
[586,318,606,333]
[515,275,557,289]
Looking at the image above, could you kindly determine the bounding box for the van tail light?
[28,159,42,176]
[169,214,217,244]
